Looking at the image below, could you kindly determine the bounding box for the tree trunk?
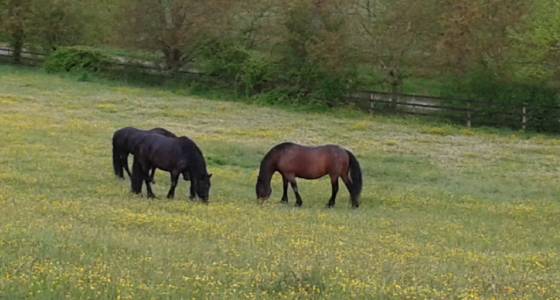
[12,28,24,64]
[162,46,183,73]
[388,69,403,110]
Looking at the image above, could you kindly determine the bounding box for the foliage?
[443,67,559,131]
[437,0,530,76]
[199,40,250,83]
[275,0,357,102]
[0,0,33,63]
[197,39,276,96]
[28,0,87,51]
[43,47,112,73]
[511,0,560,84]
[117,0,233,72]
[352,0,440,93]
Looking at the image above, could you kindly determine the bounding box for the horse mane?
[258,142,294,179]
[177,136,207,175]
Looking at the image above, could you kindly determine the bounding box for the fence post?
[522,103,527,131]
[466,102,472,128]
[369,93,374,115]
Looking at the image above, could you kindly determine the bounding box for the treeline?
[1,0,560,105]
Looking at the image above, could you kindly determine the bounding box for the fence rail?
[346,91,560,132]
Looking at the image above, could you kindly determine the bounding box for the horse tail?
[346,150,362,208]
[112,143,124,178]
[130,157,143,194]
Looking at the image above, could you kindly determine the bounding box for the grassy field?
[1,65,560,299]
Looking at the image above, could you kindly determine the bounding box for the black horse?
[131,134,212,202]
[112,127,177,181]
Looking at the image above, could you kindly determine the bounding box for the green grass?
[1,65,560,299]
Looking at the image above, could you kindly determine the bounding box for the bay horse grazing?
[112,127,177,181]
[131,134,212,202]
[256,142,362,208]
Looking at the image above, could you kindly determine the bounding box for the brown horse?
[256,142,362,208]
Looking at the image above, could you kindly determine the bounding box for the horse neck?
[258,156,276,184]
[184,145,207,176]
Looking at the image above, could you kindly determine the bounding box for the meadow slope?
[1,66,560,299]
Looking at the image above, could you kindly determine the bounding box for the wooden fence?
[0,47,45,65]
[347,91,560,132]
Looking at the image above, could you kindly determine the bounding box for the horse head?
[256,176,272,202]
[194,173,212,202]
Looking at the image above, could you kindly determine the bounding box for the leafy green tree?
[277,0,357,101]
[351,0,440,94]
[230,0,282,49]
[512,0,560,84]
[118,0,233,72]
[437,0,529,77]
[0,0,33,63]
[30,0,86,51]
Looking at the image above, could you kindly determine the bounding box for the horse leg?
[131,158,143,194]
[281,175,289,203]
[140,161,156,198]
[145,177,156,199]
[123,154,132,178]
[167,171,179,199]
[327,176,339,208]
[289,180,303,207]
[189,180,196,200]
[150,167,157,184]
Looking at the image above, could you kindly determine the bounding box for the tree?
[511,0,560,84]
[230,0,282,50]
[277,0,357,100]
[350,0,440,95]
[437,0,529,77]
[119,0,233,72]
[30,0,86,51]
[0,0,33,63]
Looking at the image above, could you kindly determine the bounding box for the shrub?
[198,40,276,96]
[443,68,560,132]
[44,46,112,73]
[238,52,276,96]
[199,40,249,82]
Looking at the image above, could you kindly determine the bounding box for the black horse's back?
[112,126,178,179]
[150,127,177,138]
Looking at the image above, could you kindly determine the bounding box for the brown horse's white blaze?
[256,142,362,208]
